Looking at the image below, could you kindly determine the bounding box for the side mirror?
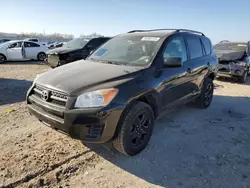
[164,57,183,68]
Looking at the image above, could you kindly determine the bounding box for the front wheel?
[0,54,6,64]
[113,102,154,156]
[194,78,214,109]
[239,70,248,83]
[37,52,46,61]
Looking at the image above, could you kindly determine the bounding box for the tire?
[238,70,248,83]
[37,52,46,61]
[194,78,214,109]
[113,101,154,156]
[0,54,6,64]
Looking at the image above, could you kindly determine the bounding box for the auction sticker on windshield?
[141,37,160,42]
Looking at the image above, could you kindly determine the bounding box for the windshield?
[64,38,90,49]
[88,35,163,66]
[214,43,247,51]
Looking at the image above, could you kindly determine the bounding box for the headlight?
[75,88,118,108]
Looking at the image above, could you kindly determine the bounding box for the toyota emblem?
[41,90,49,101]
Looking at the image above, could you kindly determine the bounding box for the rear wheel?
[0,54,6,64]
[37,52,46,61]
[238,70,248,83]
[195,78,214,109]
[113,102,154,156]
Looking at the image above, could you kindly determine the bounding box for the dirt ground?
[0,61,250,188]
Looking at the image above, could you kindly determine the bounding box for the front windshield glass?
[88,35,163,66]
[64,38,90,49]
[214,43,247,51]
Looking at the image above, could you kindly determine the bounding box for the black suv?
[27,29,217,156]
[46,37,110,68]
[214,40,250,83]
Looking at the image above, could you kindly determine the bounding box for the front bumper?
[27,87,124,143]
[217,63,246,77]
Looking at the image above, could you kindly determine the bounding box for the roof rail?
[219,40,229,43]
[127,29,205,36]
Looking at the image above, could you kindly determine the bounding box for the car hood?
[35,60,143,95]
[214,50,245,61]
[46,47,81,55]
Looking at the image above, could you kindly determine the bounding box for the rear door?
[185,35,210,95]
[24,42,41,59]
[6,42,23,60]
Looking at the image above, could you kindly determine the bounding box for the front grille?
[219,61,230,65]
[32,85,67,107]
[218,68,230,73]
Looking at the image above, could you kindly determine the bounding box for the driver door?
[159,36,192,109]
[6,42,23,60]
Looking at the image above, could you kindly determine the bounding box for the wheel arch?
[37,51,46,60]
[0,53,7,61]
[207,72,215,80]
[113,90,161,139]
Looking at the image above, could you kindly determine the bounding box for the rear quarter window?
[201,38,211,55]
[186,37,203,59]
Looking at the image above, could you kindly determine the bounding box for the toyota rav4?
[27,29,218,156]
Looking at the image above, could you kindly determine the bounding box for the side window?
[163,37,187,63]
[24,42,40,48]
[29,39,39,42]
[8,43,17,48]
[87,39,103,50]
[201,38,211,55]
[186,37,203,59]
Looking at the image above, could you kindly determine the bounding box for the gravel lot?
[0,61,250,188]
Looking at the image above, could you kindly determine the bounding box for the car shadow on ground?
[0,78,32,106]
[3,60,45,65]
[84,95,250,188]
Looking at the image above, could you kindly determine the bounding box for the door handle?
[187,68,192,74]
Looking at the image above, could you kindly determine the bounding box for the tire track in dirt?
[1,150,92,188]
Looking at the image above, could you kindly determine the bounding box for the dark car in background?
[27,29,217,156]
[214,41,250,83]
[0,39,10,44]
[46,37,111,68]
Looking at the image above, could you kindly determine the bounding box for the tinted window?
[187,37,203,59]
[9,42,22,48]
[201,38,211,55]
[24,42,40,47]
[29,39,39,42]
[86,38,105,50]
[163,37,187,63]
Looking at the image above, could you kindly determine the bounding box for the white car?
[0,40,48,63]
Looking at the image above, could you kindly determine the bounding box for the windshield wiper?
[107,61,120,65]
